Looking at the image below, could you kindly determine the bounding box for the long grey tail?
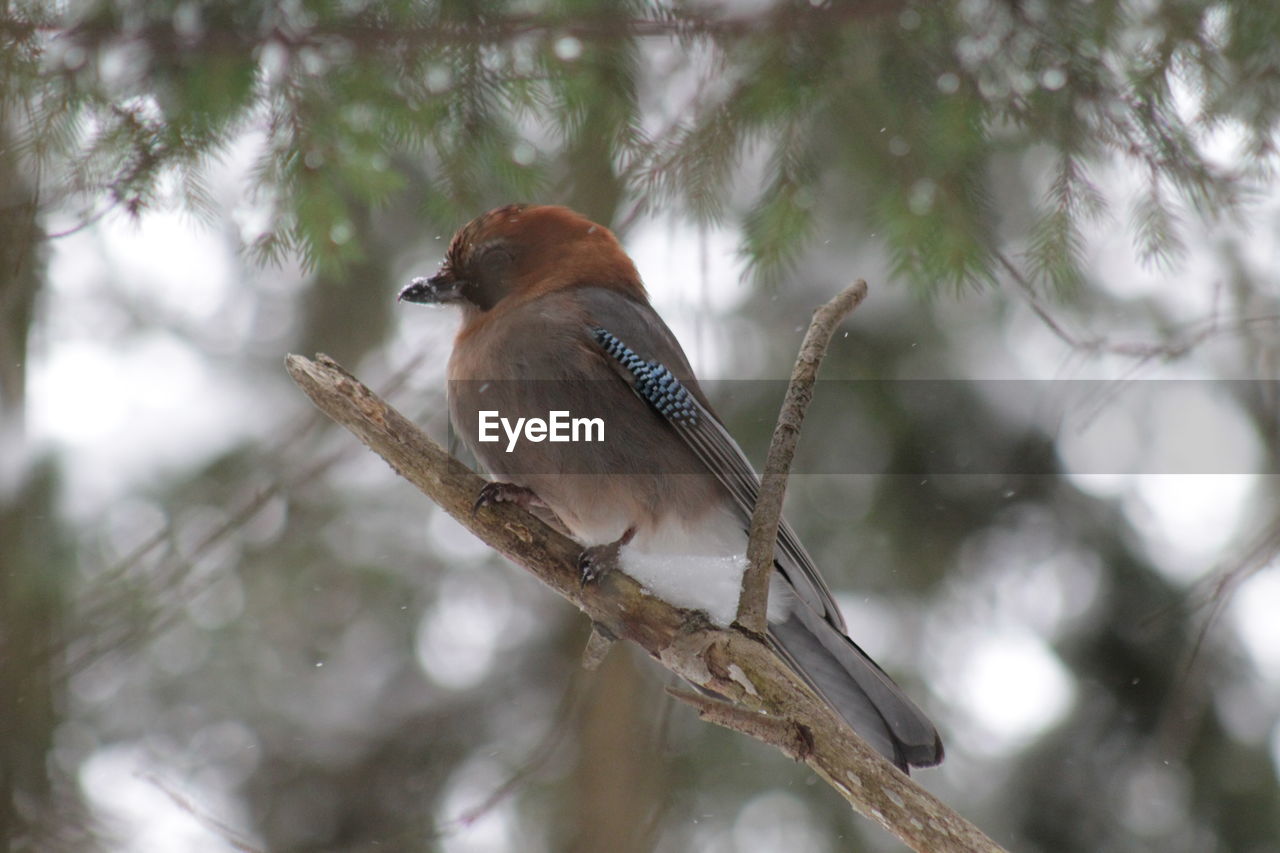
[768,604,943,772]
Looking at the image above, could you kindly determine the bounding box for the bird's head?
[398,204,645,314]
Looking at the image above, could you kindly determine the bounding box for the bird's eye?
[465,244,516,311]
[476,244,513,276]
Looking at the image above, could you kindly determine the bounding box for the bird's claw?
[578,544,618,587]
[577,527,636,587]
[473,482,541,515]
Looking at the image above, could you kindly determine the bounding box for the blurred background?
[3,0,1280,851]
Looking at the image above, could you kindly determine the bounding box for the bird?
[398,203,943,772]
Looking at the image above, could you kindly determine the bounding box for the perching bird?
[399,204,943,771]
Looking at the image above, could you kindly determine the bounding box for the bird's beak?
[398,271,466,305]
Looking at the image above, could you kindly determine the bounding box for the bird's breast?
[446,295,728,549]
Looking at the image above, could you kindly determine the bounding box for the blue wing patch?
[591,327,700,426]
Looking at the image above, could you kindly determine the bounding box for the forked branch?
[736,279,868,633]
[284,350,1004,853]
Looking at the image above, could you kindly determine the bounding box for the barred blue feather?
[591,327,700,426]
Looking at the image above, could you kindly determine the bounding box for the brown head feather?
[438,205,646,325]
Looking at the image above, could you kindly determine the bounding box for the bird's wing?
[577,287,846,632]
[580,287,943,770]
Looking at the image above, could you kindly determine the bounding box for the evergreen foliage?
[6,0,1273,280]
[2,2,1279,851]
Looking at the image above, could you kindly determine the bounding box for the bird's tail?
[768,604,943,772]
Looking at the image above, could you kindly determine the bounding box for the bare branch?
[284,351,1006,853]
[995,248,1280,362]
[581,623,617,671]
[666,687,815,761]
[735,280,869,634]
[41,5,903,54]
[1156,513,1280,759]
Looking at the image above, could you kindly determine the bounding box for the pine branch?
[284,351,1006,853]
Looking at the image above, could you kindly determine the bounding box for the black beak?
[398,272,466,305]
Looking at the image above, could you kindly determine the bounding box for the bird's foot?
[578,526,636,587]
[577,545,617,586]
[473,481,543,515]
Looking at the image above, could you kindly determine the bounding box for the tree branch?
[284,351,1006,853]
[735,280,869,634]
[39,5,904,55]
